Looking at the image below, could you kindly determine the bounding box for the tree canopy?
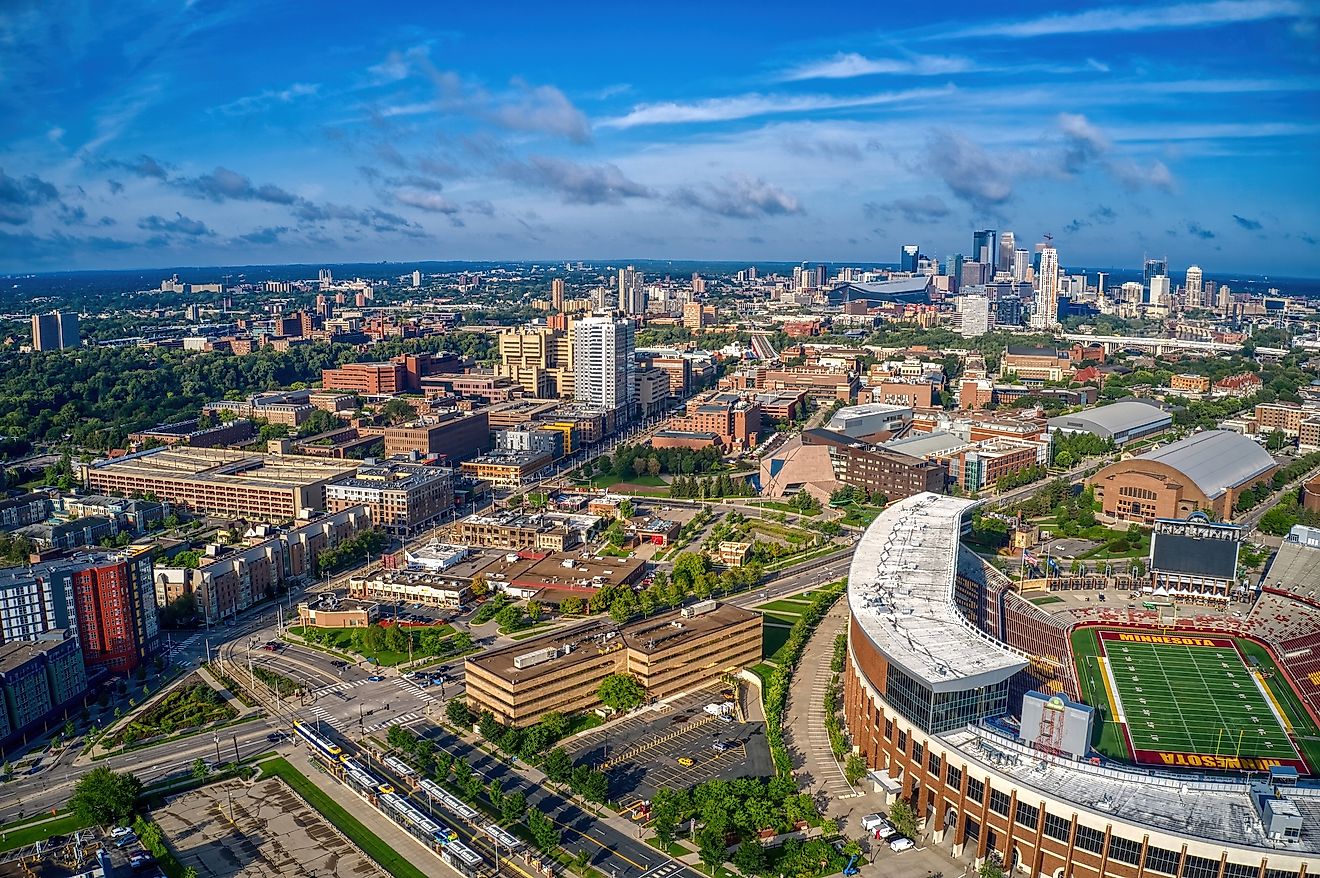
[70,766,142,826]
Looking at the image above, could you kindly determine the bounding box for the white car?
[889,837,915,853]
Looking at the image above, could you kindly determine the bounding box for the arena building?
[1088,430,1277,523]
[843,493,1319,878]
[1046,399,1172,446]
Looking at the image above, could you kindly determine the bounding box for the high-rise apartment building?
[998,231,1015,272]
[31,312,80,351]
[957,295,991,338]
[973,229,997,266]
[1184,265,1203,309]
[550,278,565,311]
[573,316,636,419]
[618,266,644,315]
[1032,245,1060,328]
[900,244,919,273]
[411,270,422,288]
[67,548,158,675]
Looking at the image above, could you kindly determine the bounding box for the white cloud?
[780,52,971,81]
[943,0,1307,39]
[598,85,954,128]
[215,82,320,116]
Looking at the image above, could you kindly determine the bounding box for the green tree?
[70,766,142,826]
[446,699,473,727]
[559,595,585,615]
[597,673,646,711]
[543,747,573,784]
[383,623,407,654]
[526,600,543,622]
[527,808,560,851]
[191,758,209,780]
[501,789,527,823]
[978,852,1006,878]
[653,812,676,848]
[697,826,726,875]
[844,753,867,786]
[889,799,918,839]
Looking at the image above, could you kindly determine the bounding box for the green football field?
[1072,628,1320,773]
[1096,631,1302,770]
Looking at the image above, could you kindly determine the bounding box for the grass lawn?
[749,663,777,688]
[1027,594,1065,606]
[259,757,430,878]
[748,500,820,517]
[755,599,812,614]
[762,612,800,624]
[763,621,793,661]
[646,838,693,856]
[565,712,605,736]
[840,506,885,528]
[0,812,92,852]
[509,622,557,640]
[580,472,668,489]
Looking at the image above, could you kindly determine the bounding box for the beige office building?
[464,602,760,726]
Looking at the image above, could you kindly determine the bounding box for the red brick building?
[67,548,159,675]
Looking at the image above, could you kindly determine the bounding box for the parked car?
[888,837,915,853]
[676,756,694,767]
[859,813,888,831]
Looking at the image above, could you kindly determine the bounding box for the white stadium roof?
[848,493,1026,692]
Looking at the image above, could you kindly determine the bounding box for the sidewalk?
[782,601,860,808]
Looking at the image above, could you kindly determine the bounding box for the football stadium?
[842,494,1320,878]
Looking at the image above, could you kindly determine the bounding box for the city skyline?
[1,0,1318,274]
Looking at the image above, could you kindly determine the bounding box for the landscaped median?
[257,756,430,878]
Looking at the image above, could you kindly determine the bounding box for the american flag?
[1022,549,1040,566]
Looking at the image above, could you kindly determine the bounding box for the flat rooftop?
[848,493,1026,691]
[0,636,70,673]
[468,602,757,683]
[945,726,1320,858]
[331,462,451,490]
[89,447,357,489]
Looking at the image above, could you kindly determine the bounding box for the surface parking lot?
[565,688,773,801]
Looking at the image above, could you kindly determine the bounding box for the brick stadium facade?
[841,494,1316,878]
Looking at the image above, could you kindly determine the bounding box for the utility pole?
[213,734,221,765]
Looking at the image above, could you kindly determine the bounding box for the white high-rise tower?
[1184,265,1203,309]
[1032,244,1060,328]
[573,315,637,420]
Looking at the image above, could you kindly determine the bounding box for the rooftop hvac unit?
[681,599,717,618]
[513,647,558,669]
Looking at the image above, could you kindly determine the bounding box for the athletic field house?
[842,494,1320,878]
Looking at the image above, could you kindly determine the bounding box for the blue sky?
[1,0,1318,275]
